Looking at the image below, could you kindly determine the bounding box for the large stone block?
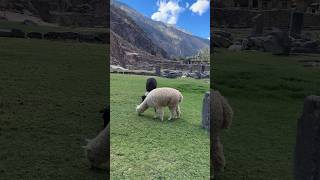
[294,95,320,180]
[202,91,210,131]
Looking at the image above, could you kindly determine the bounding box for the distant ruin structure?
[215,0,318,12]
[213,0,320,28]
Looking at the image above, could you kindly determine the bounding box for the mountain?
[111,0,210,58]
[111,5,168,59]
[110,4,168,67]
[0,0,108,27]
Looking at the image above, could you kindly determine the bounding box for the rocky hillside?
[110,4,168,67]
[110,31,166,68]
[0,0,108,27]
[111,5,168,59]
[112,0,209,58]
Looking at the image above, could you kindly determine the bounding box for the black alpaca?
[141,78,157,102]
[101,105,110,128]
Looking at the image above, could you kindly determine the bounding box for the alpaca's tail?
[179,93,183,103]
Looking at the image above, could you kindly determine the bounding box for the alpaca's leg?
[168,106,175,120]
[155,107,164,121]
[154,107,159,119]
[212,136,225,179]
[176,105,181,118]
[157,107,164,121]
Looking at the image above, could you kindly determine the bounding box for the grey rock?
[212,34,232,48]
[10,29,25,38]
[0,29,12,38]
[202,92,210,131]
[27,32,42,39]
[294,96,320,180]
[302,40,319,49]
[23,19,38,26]
[291,47,320,54]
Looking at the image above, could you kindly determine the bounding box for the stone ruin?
[213,0,320,55]
[213,10,320,55]
[0,28,109,44]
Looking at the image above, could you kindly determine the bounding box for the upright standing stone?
[294,95,320,180]
[201,64,206,73]
[248,0,253,9]
[198,64,202,72]
[290,12,304,38]
[251,14,264,36]
[202,91,210,131]
[155,66,161,76]
[189,64,193,73]
[266,29,291,55]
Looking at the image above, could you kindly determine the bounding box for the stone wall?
[125,59,210,72]
[213,8,320,28]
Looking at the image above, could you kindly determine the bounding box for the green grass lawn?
[0,37,108,179]
[110,74,210,179]
[213,49,320,180]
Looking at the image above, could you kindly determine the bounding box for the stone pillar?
[155,66,161,76]
[248,0,253,9]
[201,92,210,131]
[258,0,263,9]
[290,12,304,38]
[201,64,206,73]
[197,65,202,79]
[189,64,193,73]
[294,95,320,180]
[251,14,264,36]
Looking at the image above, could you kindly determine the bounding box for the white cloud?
[189,0,209,16]
[151,0,184,25]
[186,2,189,8]
[207,37,210,40]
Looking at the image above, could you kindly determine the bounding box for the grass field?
[213,49,320,180]
[110,74,210,179]
[0,37,108,179]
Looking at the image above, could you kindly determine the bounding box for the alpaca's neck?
[139,100,148,113]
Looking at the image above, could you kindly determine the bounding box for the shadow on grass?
[137,114,183,124]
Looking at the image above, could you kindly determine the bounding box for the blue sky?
[118,0,210,39]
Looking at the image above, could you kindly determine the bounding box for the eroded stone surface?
[294,95,320,180]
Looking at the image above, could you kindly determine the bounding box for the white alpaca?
[136,87,183,121]
[83,124,109,169]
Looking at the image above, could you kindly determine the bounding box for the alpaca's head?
[136,103,148,115]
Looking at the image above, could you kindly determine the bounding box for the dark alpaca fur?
[100,105,110,128]
[141,78,157,103]
[146,78,157,92]
[141,78,157,113]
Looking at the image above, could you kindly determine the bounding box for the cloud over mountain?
[151,0,184,25]
[189,0,209,16]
